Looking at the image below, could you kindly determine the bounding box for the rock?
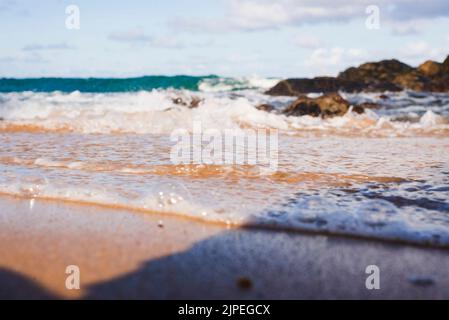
[352,105,365,114]
[408,275,435,287]
[426,55,449,92]
[393,71,432,92]
[339,59,414,82]
[172,96,202,109]
[266,60,409,96]
[350,57,449,93]
[356,102,381,110]
[172,97,184,105]
[442,55,449,73]
[266,55,449,95]
[266,77,364,96]
[256,104,275,112]
[236,277,253,290]
[190,97,202,109]
[338,59,412,92]
[360,81,403,92]
[418,60,443,77]
[283,93,351,118]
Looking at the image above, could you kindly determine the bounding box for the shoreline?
[2,192,449,250]
[1,195,449,299]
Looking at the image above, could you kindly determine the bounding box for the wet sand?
[0,194,449,299]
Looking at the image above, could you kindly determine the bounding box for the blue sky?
[1,0,449,78]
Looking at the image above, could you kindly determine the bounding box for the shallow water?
[0,80,448,246]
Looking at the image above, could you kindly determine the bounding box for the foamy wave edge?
[1,176,449,248]
[0,90,448,136]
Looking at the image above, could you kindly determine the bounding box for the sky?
[0,0,449,78]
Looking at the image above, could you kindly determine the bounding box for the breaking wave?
[0,90,448,136]
[0,75,279,93]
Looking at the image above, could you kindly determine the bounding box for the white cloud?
[401,41,431,58]
[171,0,449,34]
[108,29,152,43]
[22,43,75,51]
[148,37,185,49]
[0,52,47,64]
[0,0,16,13]
[228,0,360,29]
[400,41,449,63]
[108,29,185,49]
[389,20,423,35]
[303,47,369,76]
[293,34,324,49]
[229,0,449,27]
[227,1,292,30]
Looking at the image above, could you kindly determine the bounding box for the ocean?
[0,76,448,246]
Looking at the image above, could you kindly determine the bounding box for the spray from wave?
[0,89,448,136]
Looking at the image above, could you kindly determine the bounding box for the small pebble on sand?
[408,275,435,287]
[237,277,253,290]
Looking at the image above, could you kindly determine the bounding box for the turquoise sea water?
[0,76,218,93]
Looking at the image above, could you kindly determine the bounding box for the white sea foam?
[0,169,448,246]
[0,90,448,136]
[1,84,449,247]
[198,76,280,92]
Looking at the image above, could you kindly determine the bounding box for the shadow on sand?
[0,268,57,299]
[1,226,449,300]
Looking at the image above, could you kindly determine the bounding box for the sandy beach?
[2,0,449,304]
[0,194,448,300]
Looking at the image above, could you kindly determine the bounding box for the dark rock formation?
[339,59,412,81]
[266,77,365,96]
[426,56,449,92]
[172,96,202,109]
[266,55,449,96]
[418,60,443,77]
[443,55,449,74]
[356,102,382,110]
[393,70,432,92]
[352,105,366,114]
[283,93,352,118]
[256,104,275,112]
[337,59,411,92]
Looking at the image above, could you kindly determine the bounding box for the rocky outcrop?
[393,70,432,92]
[267,55,449,96]
[283,93,353,118]
[172,96,202,109]
[443,55,449,74]
[266,77,365,95]
[356,102,382,110]
[256,104,275,112]
[418,60,443,77]
[338,59,413,82]
[250,93,386,118]
[426,56,449,92]
[338,59,415,92]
